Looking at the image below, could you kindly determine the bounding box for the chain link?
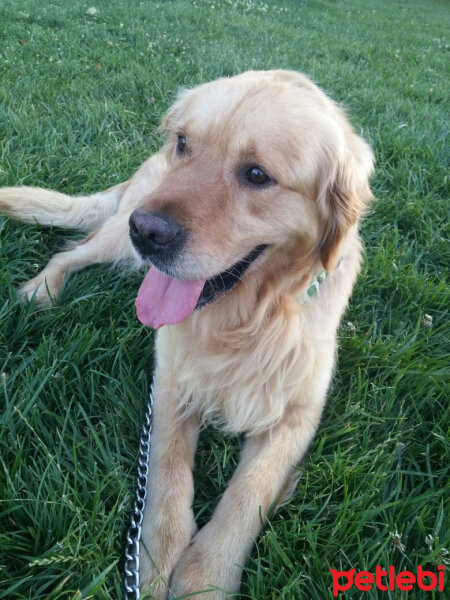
[124,383,154,599]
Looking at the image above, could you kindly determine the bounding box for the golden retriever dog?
[0,70,373,597]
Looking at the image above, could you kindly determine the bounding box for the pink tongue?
[135,267,206,329]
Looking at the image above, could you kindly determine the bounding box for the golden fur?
[0,70,373,597]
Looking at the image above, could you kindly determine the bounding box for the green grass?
[0,0,448,598]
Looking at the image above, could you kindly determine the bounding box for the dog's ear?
[158,88,193,133]
[318,133,374,271]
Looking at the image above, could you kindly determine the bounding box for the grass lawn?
[0,0,448,598]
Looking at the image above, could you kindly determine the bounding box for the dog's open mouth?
[135,245,267,329]
[195,245,267,309]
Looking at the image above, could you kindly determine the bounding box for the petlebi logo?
[330,564,446,596]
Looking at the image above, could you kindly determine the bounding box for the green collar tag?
[298,258,342,305]
[301,270,329,303]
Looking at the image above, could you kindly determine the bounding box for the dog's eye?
[176,135,187,155]
[245,166,271,186]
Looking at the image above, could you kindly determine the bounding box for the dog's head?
[130,70,373,328]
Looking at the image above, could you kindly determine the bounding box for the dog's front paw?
[19,279,52,304]
[139,547,172,600]
[18,271,62,304]
[139,509,198,600]
[169,535,239,600]
[139,561,170,600]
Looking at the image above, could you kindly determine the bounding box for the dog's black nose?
[129,209,186,258]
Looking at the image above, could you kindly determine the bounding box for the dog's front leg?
[170,401,324,598]
[139,375,199,599]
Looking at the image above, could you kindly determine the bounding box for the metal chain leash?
[124,382,154,599]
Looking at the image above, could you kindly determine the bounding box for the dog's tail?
[0,181,128,231]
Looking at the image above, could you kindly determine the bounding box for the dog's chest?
[154,313,316,434]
